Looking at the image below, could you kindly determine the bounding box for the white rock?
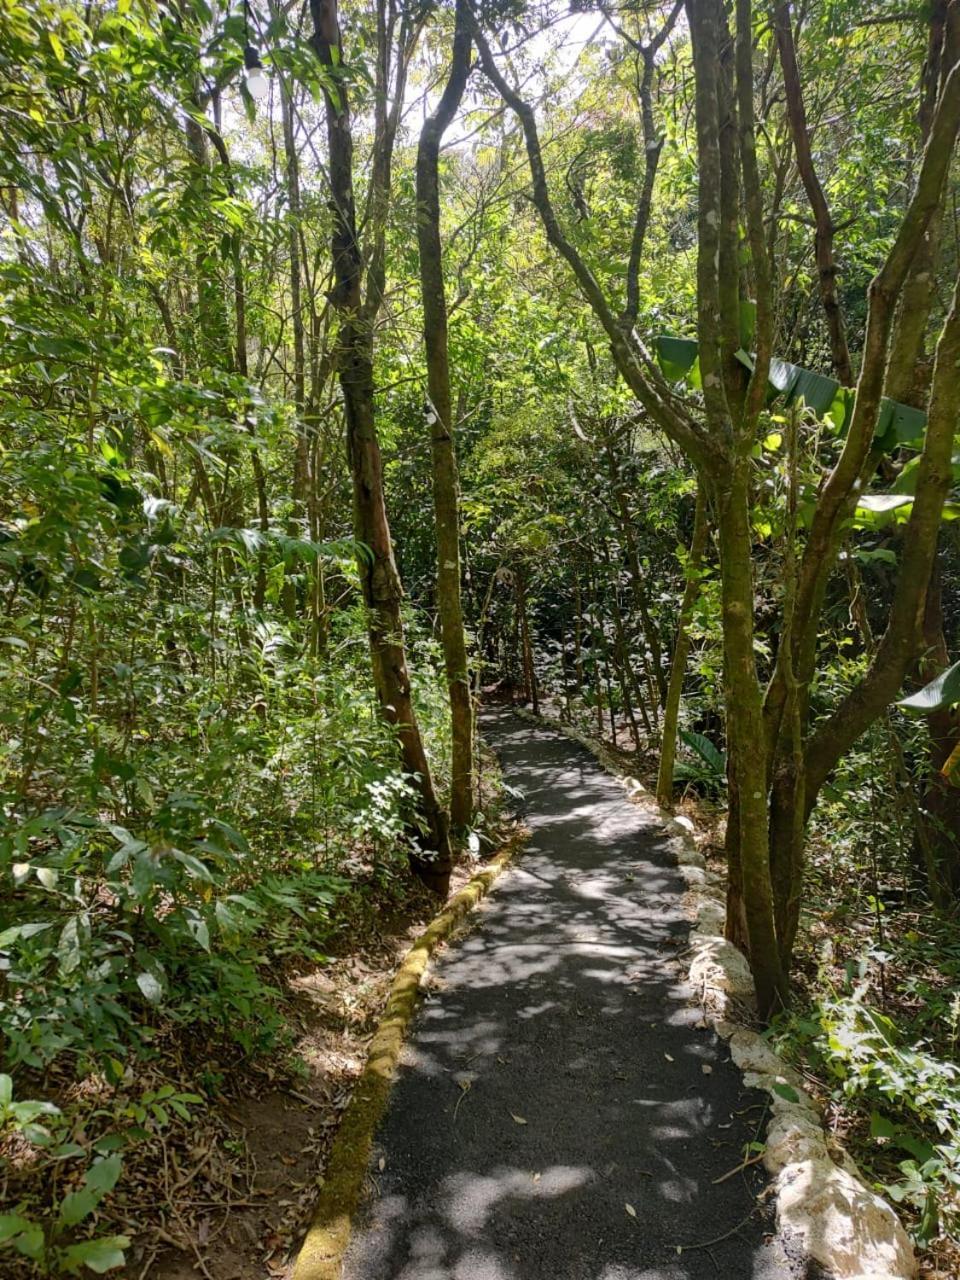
[687,880,725,904]
[743,1072,820,1114]
[694,898,725,934]
[729,1029,804,1087]
[688,935,756,1012]
[768,1081,820,1116]
[674,841,707,869]
[777,1159,918,1279]
[679,865,709,889]
[826,1140,864,1183]
[763,1109,828,1173]
[672,814,697,835]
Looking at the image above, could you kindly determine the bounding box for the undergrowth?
[772,715,960,1272]
[0,594,489,1276]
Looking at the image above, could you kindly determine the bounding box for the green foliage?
[898,661,960,716]
[0,1074,130,1274]
[673,730,726,794]
[779,991,960,1244]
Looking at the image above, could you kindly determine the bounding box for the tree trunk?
[911,553,960,901]
[656,484,708,808]
[416,0,474,830]
[516,569,538,716]
[711,462,787,1016]
[309,0,452,892]
[773,2,852,384]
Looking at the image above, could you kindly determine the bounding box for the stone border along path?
[332,709,802,1279]
[291,707,917,1280]
[525,707,918,1280]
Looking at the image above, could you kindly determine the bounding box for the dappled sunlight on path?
[342,710,799,1280]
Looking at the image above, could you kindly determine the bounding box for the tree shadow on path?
[342,709,809,1280]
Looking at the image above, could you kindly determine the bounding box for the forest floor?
[141,879,461,1280]
[1,814,505,1280]
[338,708,806,1280]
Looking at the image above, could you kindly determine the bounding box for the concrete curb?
[515,708,917,1280]
[291,837,520,1280]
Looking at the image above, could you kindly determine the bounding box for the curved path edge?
[517,707,918,1280]
[291,837,522,1280]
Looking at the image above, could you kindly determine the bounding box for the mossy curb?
[291,838,520,1280]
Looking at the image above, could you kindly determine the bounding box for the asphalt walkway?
[342,709,799,1279]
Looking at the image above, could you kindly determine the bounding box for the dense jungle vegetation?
[3,0,960,1273]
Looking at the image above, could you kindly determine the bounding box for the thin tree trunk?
[416,0,474,829]
[573,569,585,693]
[773,2,853,384]
[308,0,452,891]
[712,462,787,1015]
[516,569,538,715]
[599,536,649,746]
[656,484,708,808]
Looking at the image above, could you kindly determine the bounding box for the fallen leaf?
[378,1156,386,1171]
[510,1113,528,1125]
[625,1203,636,1218]
[701,1064,713,1074]
[664,1053,674,1062]
[533,1172,541,1182]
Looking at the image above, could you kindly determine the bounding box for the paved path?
[342,710,798,1279]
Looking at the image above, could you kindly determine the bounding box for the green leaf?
[767,357,801,397]
[0,1073,12,1106]
[57,1235,129,1274]
[655,336,698,383]
[135,971,163,1004]
[870,1110,897,1139]
[57,916,82,975]
[918,1188,940,1244]
[897,660,960,715]
[786,366,839,416]
[84,1156,122,1195]
[854,493,914,527]
[36,866,58,891]
[12,1222,44,1260]
[58,1188,98,1227]
[0,1213,31,1243]
[889,399,926,445]
[0,921,53,947]
[170,849,214,881]
[679,729,725,774]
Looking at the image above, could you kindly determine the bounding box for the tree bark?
[773,2,853,384]
[656,484,708,807]
[516,569,538,716]
[416,0,474,830]
[309,0,452,891]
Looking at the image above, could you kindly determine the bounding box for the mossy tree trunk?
[474,0,960,1014]
[416,0,474,832]
[309,0,452,892]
